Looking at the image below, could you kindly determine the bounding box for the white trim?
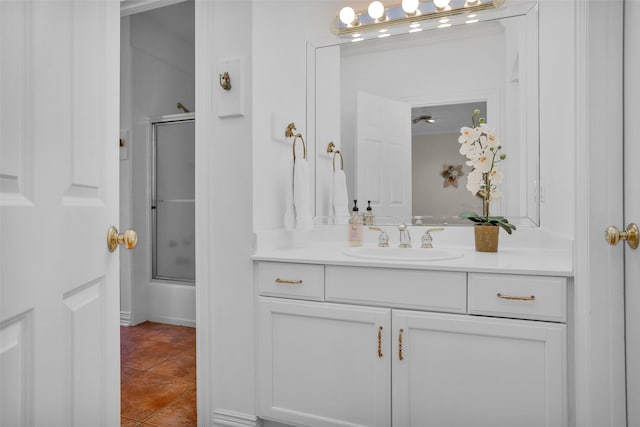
[146,315,195,328]
[573,1,591,422]
[120,311,133,326]
[120,0,189,17]
[573,0,626,426]
[212,409,263,427]
[195,1,212,426]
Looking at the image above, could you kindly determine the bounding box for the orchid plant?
[458,110,516,234]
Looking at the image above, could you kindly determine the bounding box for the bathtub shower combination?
[151,113,195,283]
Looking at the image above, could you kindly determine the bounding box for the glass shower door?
[152,115,195,282]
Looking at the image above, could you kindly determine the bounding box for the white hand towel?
[283,159,295,230]
[293,158,314,231]
[331,169,349,221]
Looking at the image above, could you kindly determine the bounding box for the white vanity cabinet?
[258,297,392,427]
[256,261,568,427]
[392,310,566,427]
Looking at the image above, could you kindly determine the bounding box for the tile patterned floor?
[121,322,196,427]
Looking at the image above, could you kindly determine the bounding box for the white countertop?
[252,226,574,277]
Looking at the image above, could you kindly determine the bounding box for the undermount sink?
[343,246,463,262]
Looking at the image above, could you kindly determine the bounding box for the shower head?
[176,102,190,113]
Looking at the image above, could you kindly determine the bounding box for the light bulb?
[433,0,451,9]
[402,0,420,14]
[339,6,357,25]
[368,1,385,20]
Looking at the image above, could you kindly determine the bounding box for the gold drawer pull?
[377,326,383,358]
[398,328,404,361]
[497,293,536,301]
[275,278,303,285]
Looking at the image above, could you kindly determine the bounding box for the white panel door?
[258,297,391,427]
[356,91,411,219]
[392,310,567,427]
[0,1,121,426]
[625,1,640,424]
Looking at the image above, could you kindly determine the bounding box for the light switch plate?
[217,57,244,118]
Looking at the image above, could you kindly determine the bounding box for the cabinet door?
[258,297,391,427]
[392,310,567,427]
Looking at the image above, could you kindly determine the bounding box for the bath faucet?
[398,224,411,248]
[421,227,445,248]
[368,227,390,247]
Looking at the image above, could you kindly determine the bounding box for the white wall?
[120,4,195,326]
[197,1,255,424]
[252,1,339,232]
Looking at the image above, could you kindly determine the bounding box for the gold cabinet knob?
[107,226,138,252]
[605,223,638,249]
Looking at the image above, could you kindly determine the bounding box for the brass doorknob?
[107,226,138,252]
[605,223,638,249]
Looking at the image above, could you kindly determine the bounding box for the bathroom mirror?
[310,2,539,226]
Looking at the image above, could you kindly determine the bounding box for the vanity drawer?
[257,262,324,301]
[468,273,567,322]
[325,266,467,313]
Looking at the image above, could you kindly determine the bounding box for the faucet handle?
[421,227,444,248]
[368,226,389,247]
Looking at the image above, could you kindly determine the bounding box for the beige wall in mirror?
[312,3,539,226]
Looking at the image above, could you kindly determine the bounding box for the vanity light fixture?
[368,1,387,22]
[331,0,504,37]
[402,0,420,15]
[339,6,358,26]
[433,0,452,10]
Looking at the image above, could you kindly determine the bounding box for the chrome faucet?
[421,227,444,248]
[398,224,411,248]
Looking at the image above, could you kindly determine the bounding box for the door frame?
[193,2,212,425]
[574,0,626,426]
[624,0,640,424]
[119,0,212,425]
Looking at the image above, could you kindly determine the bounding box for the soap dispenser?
[348,200,363,247]
[363,200,375,226]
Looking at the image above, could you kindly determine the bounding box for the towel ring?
[327,141,344,171]
[292,134,307,161]
[333,151,344,172]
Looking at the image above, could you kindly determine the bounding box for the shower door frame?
[150,112,196,283]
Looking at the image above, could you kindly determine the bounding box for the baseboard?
[120,311,133,326]
[212,409,263,427]
[146,314,195,327]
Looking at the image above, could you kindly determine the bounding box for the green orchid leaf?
[460,211,516,234]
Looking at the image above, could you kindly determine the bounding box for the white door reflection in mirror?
[357,91,412,219]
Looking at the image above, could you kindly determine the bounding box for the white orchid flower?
[459,141,481,159]
[488,168,503,184]
[459,126,481,143]
[466,169,483,194]
[471,153,493,173]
